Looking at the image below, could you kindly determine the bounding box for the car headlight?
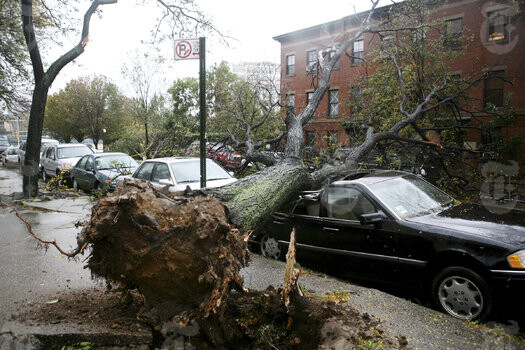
[507,250,525,269]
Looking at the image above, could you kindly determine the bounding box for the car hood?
[169,177,237,192]
[406,203,525,246]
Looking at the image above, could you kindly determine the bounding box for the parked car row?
[32,142,238,193]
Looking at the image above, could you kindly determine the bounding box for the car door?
[73,156,89,189]
[134,162,155,183]
[298,184,399,281]
[151,162,172,187]
[43,147,55,176]
[81,156,98,190]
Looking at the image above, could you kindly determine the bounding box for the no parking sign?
[174,39,200,60]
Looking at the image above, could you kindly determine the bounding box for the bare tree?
[21,0,118,198]
[122,50,167,159]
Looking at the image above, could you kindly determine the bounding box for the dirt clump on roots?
[79,179,249,325]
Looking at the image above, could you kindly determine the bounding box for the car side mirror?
[159,179,174,186]
[360,212,385,226]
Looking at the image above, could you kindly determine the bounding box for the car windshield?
[170,159,232,183]
[0,141,9,146]
[57,146,92,158]
[96,155,138,170]
[367,175,454,218]
[7,148,17,155]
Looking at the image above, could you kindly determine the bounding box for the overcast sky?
[50,0,389,94]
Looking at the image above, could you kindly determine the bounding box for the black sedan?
[71,152,138,192]
[254,171,525,320]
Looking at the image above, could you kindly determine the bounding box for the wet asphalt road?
[0,168,102,320]
[0,168,524,349]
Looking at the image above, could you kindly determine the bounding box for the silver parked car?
[40,143,94,182]
[124,157,237,192]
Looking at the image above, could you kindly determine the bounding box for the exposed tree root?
[3,204,88,257]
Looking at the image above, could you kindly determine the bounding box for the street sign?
[174,39,200,60]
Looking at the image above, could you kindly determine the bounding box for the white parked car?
[123,157,237,192]
[40,143,94,182]
[3,146,19,164]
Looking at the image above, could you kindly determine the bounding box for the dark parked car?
[71,152,138,192]
[254,170,525,320]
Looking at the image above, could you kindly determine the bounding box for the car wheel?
[92,182,101,192]
[432,266,492,320]
[42,171,48,183]
[260,234,282,260]
[73,178,79,191]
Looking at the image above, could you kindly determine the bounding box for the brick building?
[273,0,524,170]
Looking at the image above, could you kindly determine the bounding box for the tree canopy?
[44,75,130,146]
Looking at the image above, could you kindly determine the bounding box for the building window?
[306,91,314,105]
[487,9,508,42]
[484,70,505,107]
[352,40,364,65]
[329,90,339,116]
[305,130,316,147]
[286,54,295,76]
[286,93,295,117]
[306,50,317,73]
[444,18,462,49]
[350,85,363,114]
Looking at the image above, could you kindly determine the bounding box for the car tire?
[431,266,492,321]
[260,234,283,260]
[93,182,101,192]
[42,171,48,183]
[73,178,79,191]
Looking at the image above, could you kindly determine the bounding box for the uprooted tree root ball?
[79,179,250,324]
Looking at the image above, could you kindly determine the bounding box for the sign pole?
[199,37,206,189]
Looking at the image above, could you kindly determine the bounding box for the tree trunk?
[210,158,311,231]
[144,121,149,158]
[22,82,48,198]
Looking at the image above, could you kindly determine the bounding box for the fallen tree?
[15,1,501,347]
[77,178,406,349]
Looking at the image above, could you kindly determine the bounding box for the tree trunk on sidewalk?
[22,82,49,197]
